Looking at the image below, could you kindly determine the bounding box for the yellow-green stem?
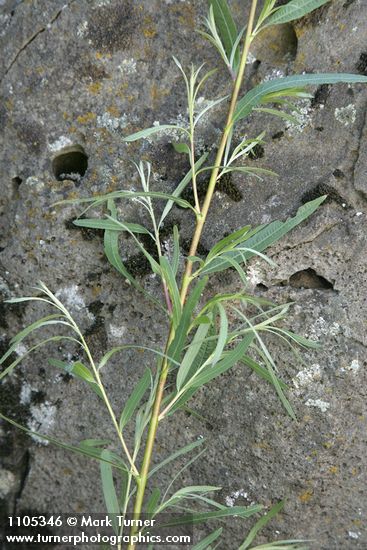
[127,2,258,547]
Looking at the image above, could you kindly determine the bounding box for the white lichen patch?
[55,285,94,320]
[334,104,356,127]
[20,382,35,405]
[28,402,57,445]
[263,69,285,82]
[48,136,73,152]
[0,13,11,38]
[109,324,126,339]
[97,112,128,131]
[293,364,322,389]
[118,58,137,75]
[305,398,330,413]
[15,342,27,356]
[286,99,313,135]
[247,265,263,286]
[307,317,341,341]
[246,52,257,65]
[347,359,361,373]
[225,489,248,507]
[24,176,44,190]
[76,20,88,38]
[0,469,16,498]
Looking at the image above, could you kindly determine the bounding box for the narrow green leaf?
[0,412,128,472]
[248,541,309,550]
[124,124,186,142]
[173,142,191,155]
[240,356,288,390]
[0,335,79,381]
[48,358,104,399]
[211,303,228,367]
[159,152,208,227]
[79,439,111,448]
[73,218,149,234]
[235,74,367,121]
[104,200,164,311]
[239,500,285,550]
[190,333,254,388]
[119,368,151,431]
[192,528,223,550]
[160,256,182,328]
[148,438,205,479]
[159,504,263,527]
[100,450,121,535]
[209,0,239,67]
[254,107,301,125]
[98,344,180,371]
[172,225,180,277]
[168,277,208,366]
[177,317,212,390]
[9,314,64,346]
[199,197,326,275]
[145,488,161,516]
[263,0,330,28]
[206,225,251,261]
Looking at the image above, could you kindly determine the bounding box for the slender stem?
[79,331,139,477]
[127,2,258,547]
[180,0,258,304]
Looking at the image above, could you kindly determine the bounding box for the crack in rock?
[1,0,77,84]
[351,98,367,196]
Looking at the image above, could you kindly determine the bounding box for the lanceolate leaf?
[190,333,254,388]
[100,450,121,535]
[159,504,263,527]
[104,200,164,312]
[48,358,104,399]
[167,277,208,366]
[209,0,239,68]
[263,0,330,28]
[148,439,205,479]
[200,196,326,275]
[119,368,151,430]
[240,356,288,390]
[123,124,187,142]
[159,152,208,228]
[160,256,182,328]
[0,412,128,472]
[235,73,367,121]
[176,318,212,390]
[192,528,223,550]
[239,500,285,550]
[73,218,150,235]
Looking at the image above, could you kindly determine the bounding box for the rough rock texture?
[0,0,367,548]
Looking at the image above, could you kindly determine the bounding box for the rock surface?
[0,0,367,548]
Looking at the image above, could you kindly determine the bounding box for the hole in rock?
[12,176,22,198]
[52,145,88,182]
[12,176,22,187]
[356,52,367,76]
[311,84,330,108]
[289,268,333,290]
[252,23,298,64]
[250,143,265,159]
[256,283,269,291]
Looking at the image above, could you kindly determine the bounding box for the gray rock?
[1,0,367,549]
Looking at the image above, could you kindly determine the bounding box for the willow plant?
[2,1,367,549]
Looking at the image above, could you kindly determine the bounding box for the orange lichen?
[299,490,313,503]
[88,81,102,94]
[77,112,96,124]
